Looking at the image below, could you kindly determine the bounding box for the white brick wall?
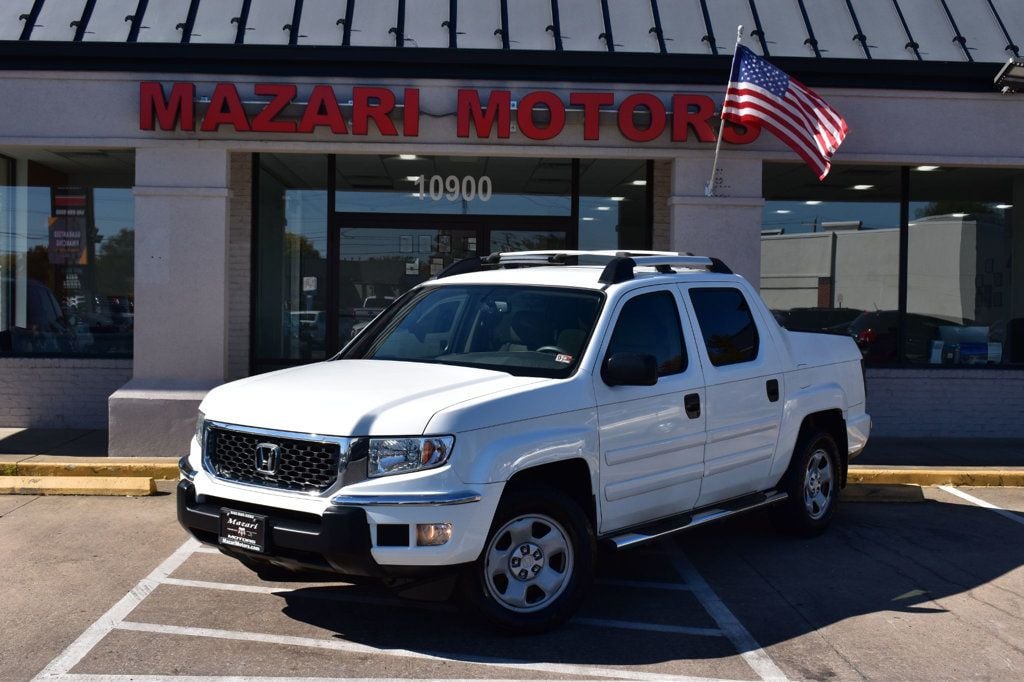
[0,358,131,428]
[867,368,1024,438]
[651,159,671,251]
[227,152,252,381]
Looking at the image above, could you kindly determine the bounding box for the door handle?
[766,379,780,402]
[684,393,701,419]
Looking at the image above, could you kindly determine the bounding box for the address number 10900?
[413,175,493,202]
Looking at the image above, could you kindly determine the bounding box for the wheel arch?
[503,458,597,530]
[785,409,849,488]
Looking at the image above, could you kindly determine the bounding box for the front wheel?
[460,485,595,634]
[775,430,841,536]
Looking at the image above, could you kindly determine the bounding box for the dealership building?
[1,0,1022,457]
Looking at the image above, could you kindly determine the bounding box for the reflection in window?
[0,150,134,357]
[578,160,649,251]
[907,168,1022,366]
[254,154,327,363]
[606,291,686,375]
[761,163,901,366]
[689,288,759,366]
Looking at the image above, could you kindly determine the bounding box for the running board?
[607,490,789,550]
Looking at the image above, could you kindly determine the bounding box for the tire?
[460,484,596,634]
[774,430,841,536]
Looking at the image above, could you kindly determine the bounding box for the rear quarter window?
[689,287,760,367]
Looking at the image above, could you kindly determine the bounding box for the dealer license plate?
[219,508,267,553]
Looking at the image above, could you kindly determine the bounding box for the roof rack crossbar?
[433,250,733,283]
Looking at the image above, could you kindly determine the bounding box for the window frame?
[687,286,761,368]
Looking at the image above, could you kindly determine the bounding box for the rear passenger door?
[593,287,706,533]
[680,284,784,507]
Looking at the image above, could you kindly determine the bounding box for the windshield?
[340,285,604,378]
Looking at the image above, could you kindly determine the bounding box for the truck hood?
[200,359,547,437]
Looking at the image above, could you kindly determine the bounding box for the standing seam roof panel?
[801,0,867,59]
[188,0,245,44]
[403,0,449,48]
[657,0,718,55]
[988,0,1024,56]
[557,0,607,51]
[294,0,346,46]
[28,0,90,42]
[506,0,555,50]
[0,0,40,41]
[455,0,502,49]
[80,0,138,42]
[846,0,918,59]
[241,0,295,45]
[743,0,817,58]
[605,0,660,54]
[347,0,399,47]
[704,0,755,56]
[134,0,192,43]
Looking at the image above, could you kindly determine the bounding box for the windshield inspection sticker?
[555,354,573,364]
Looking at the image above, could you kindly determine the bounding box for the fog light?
[416,522,453,546]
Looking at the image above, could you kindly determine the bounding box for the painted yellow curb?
[0,476,157,496]
[849,466,1024,487]
[12,459,178,480]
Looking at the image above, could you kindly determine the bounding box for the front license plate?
[219,508,267,553]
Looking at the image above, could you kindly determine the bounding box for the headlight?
[195,410,207,445]
[368,436,454,478]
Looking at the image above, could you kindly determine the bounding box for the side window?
[606,291,686,376]
[689,288,760,367]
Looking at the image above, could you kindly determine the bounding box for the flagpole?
[704,25,744,198]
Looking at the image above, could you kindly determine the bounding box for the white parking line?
[665,544,788,682]
[58,677,582,682]
[938,486,1024,527]
[192,546,223,555]
[115,620,739,682]
[32,538,202,680]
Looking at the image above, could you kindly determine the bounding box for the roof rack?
[434,250,733,285]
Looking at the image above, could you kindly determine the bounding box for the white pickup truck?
[178,250,870,633]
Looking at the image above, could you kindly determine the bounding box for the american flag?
[722,45,848,180]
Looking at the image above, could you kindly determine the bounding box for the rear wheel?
[775,430,841,536]
[461,485,595,634]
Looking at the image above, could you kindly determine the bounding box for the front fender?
[452,408,600,487]
[769,382,848,484]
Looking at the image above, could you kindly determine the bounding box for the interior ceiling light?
[611,196,625,201]
[631,180,647,186]
[952,212,968,218]
[994,58,1024,93]
[399,154,418,160]
[805,200,822,205]
[914,165,940,172]
[596,206,612,211]
[405,175,420,181]
[581,217,595,221]
[851,184,874,190]
[996,204,1013,209]
[775,209,791,214]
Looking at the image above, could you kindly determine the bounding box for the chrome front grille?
[205,425,343,493]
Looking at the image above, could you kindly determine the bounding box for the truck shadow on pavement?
[277,497,1024,667]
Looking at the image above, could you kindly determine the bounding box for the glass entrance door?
[337,225,479,343]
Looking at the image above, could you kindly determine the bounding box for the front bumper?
[176,479,442,579]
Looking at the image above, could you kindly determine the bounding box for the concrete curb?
[0,458,178,480]
[849,466,1024,487]
[0,476,157,496]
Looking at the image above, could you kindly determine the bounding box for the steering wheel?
[535,346,567,355]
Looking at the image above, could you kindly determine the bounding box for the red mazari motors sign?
[139,82,758,144]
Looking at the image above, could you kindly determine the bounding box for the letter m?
[457,89,511,139]
[140,82,195,131]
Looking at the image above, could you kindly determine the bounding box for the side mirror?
[602,352,658,387]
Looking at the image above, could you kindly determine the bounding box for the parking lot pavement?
[8,485,1024,681]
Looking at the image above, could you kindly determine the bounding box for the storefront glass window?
[254,154,328,365]
[578,160,649,251]
[335,155,571,216]
[907,168,1023,366]
[761,163,902,366]
[0,149,134,357]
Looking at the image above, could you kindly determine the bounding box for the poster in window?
[400,235,413,253]
[48,187,89,266]
[419,235,432,253]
